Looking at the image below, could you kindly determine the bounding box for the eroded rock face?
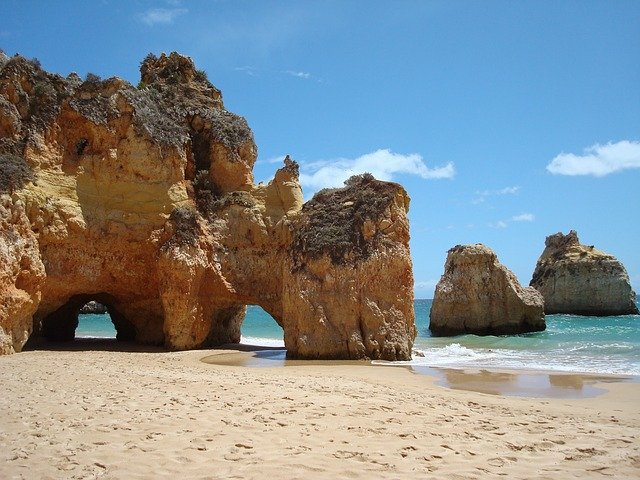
[285,174,416,359]
[0,52,415,359]
[0,192,45,354]
[429,244,545,336]
[530,231,638,316]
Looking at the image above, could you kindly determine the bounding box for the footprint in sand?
[487,456,517,467]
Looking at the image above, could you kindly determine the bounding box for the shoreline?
[2,345,639,478]
[202,346,639,399]
[35,337,640,391]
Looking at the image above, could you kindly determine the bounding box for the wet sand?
[1,341,639,479]
[203,347,636,398]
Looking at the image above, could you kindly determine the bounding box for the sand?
[1,342,639,479]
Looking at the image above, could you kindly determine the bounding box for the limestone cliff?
[429,244,545,336]
[0,52,415,359]
[530,230,638,316]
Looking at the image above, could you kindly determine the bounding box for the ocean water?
[76,300,640,375]
[410,299,640,376]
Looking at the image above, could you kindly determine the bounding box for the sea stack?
[429,244,545,336]
[530,230,639,316]
[0,52,416,359]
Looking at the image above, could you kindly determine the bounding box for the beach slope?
[1,347,638,479]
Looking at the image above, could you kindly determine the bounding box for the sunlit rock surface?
[430,244,545,336]
[530,230,638,316]
[0,52,415,359]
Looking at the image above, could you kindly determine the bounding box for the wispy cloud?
[234,66,258,77]
[139,7,187,26]
[415,279,439,296]
[194,5,315,60]
[285,70,311,79]
[299,149,455,195]
[547,140,640,177]
[489,220,508,229]
[489,212,535,229]
[256,154,289,165]
[415,280,439,289]
[472,186,520,204]
[511,213,535,222]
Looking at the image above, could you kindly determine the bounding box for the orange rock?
[530,231,639,315]
[0,54,415,360]
[430,244,545,336]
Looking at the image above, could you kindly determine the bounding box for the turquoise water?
[77,300,640,375]
[411,300,640,376]
[76,313,117,338]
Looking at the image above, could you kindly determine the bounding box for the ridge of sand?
[1,346,638,479]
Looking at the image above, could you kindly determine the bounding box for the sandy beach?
[1,342,639,479]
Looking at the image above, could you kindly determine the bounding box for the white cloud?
[299,149,454,195]
[489,213,535,228]
[547,140,640,177]
[496,186,520,195]
[472,186,520,204]
[139,7,187,26]
[286,70,311,79]
[511,213,535,222]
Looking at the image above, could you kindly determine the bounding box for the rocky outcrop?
[0,52,415,359]
[429,244,545,336]
[285,174,416,359]
[530,230,639,316]
[78,301,107,314]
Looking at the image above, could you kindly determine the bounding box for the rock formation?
[78,301,107,314]
[530,230,639,316]
[429,244,545,336]
[0,52,415,359]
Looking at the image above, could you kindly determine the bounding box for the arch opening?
[240,305,285,349]
[39,293,136,343]
[77,301,116,339]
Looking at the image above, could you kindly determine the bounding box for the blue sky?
[3,0,639,298]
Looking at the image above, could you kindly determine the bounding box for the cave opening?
[38,293,136,343]
[76,301,116,339]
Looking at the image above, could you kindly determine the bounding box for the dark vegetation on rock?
[0,154,34,193]
[121,86,187,146]
[162,207,199,250]
[69,80,119,126]
[0,55,74,147]
[193,170,255,216]
[281,155,300,176]
[293,173,397,264]
[0,51,253,163]
[134,52,253,152]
